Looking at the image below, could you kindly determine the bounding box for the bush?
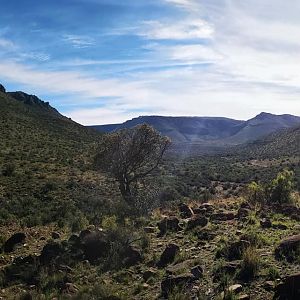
[267,169,294,204]
[246,181,265,205]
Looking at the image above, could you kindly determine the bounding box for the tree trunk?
[119,180,133,205]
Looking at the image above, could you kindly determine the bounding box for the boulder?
[80,231,109,263]
[40,241,64,264]
[275,234,300,262]
[161,273,196,297]
[274,273,300,300]
[123,246,142,267]
[186,216,208,230]
[3,232,26,253]
[157,217,181,236]
[178,203,194,218]
[228,284,243,293]
[157,243,180,268]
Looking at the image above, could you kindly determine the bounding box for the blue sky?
[0,0,300,124]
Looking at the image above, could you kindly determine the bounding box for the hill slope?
[0,85,118,226]
[91,113,300,146]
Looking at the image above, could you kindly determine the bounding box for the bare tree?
[94,124,171,206]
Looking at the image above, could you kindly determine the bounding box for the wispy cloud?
[139,19,214,40]
[62,34,96,49]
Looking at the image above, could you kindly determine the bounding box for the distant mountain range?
[90,113,300,146]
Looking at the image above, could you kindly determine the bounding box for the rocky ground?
[0,197,299,299]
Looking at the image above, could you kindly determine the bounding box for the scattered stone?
[143,269,156,281]
[157,243,180,268]
[3,233,26,253]
[62,283,78,295]
[144,226,156,233]
[123,246,142,267]
[190,265,203,279]
[211,211,235,221]
[196,228,215,241]
[161,273,196,297]
[40,241,64,264]
[178,203,194,218]
[237,208,250,219]
[81,231,109,263]
[51,232,60,240]
[227,240,250,260]
[237,294,250,300]
[260,218,272,228]
[228,284,243,293]
[274,273,300,300]
[263,280,274,291]
[186,215,208,230]
[275,234,300,262]
[272,223,288,230]
[157,217,182,236]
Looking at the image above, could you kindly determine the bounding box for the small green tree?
[246,181,265,205]
[94,124,170,207]
[268,169,294,204]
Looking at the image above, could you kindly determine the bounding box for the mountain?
[91,113,300,146]
[237,125,300,159]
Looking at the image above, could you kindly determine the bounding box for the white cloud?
[139,19,214,40]
[62,34,96,49]
[0,38,16,50]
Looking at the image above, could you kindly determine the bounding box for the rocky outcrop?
[178,203,194,218]
[0,84,6,93]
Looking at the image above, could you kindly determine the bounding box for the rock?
[274,273,300,300]
[79,229,92,240]
[213,261,241,281]
[260,218,272,228]
[123,246,142,267]
[264,280,274,291]
[186,216,208,230]
[80,231,109,263]
[272,223,288,230]
[166,261,189,275]
[228,284,243,293]
[196,228,215,241]
[51,232,60,240]
[237,208,250,219]
[3,233,26,253]
[0,84,5,93]
[68,234,80,245]
[240,202,251,210]
[211,211,235,221]
[157,217,182,236]
[161,273,196,297]
[178,203,194,218]
[191,265,203,279]
[237,295,250,300]
[144,226,156,233]
[40,241,64,264]
[227,240,250,260]
[143,269,156,281]
[157,243,180,268]
[62,283,78,295]
[275,234,300,262]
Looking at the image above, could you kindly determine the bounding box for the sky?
[0,0,300,125]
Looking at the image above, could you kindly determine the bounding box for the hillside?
[91,113,300,146]
[0,85,119,227]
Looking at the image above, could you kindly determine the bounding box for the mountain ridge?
[90,113,300,145]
